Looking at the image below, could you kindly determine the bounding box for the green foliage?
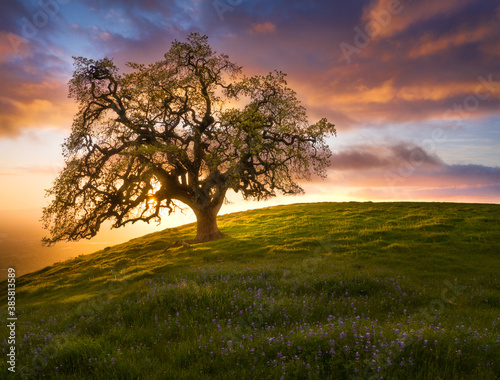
[42,33,336,245]
[2,202,499,379]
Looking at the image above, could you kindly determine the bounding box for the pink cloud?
[316,142,500,203]
[362,0,475,40]
[0,77,76,137]
[250,22,276,35]
[408,24,496,59]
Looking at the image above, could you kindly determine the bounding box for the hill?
[1,202,499,379]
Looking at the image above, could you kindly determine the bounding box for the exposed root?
[162,233,226,252]
[162,239,191,252]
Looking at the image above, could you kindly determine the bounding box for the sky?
[1,0,499,277]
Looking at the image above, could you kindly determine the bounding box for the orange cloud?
[362,0,475,40]
[0,79,76,137]
[408,25,493,58]
[290,69,500,128]
[397,82,484,102]
[250,22,276,34]
[335,79,396,104]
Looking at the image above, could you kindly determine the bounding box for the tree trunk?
[193,206,224,243]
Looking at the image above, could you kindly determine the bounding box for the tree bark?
[192,206,224,243]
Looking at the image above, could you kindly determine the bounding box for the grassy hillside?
[1,202,499,379]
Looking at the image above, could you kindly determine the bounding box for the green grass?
[1,202,499,379]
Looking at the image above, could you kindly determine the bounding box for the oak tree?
[42,33,336,245]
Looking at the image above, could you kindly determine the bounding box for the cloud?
[342,163,500,189]
[0,70,76,138]
[0,32,30,62]
[315,0,498,126]
[408,23,497,59]
[362,0,475,40]
[0,0,499,141]
[330,143,443,171]
[330,145,500,186]
[250,22,276,34]
[323,142,500,202]
[0,3,79,138]
[442,164,500,184]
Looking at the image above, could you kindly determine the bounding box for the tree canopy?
[42,33,336,244]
